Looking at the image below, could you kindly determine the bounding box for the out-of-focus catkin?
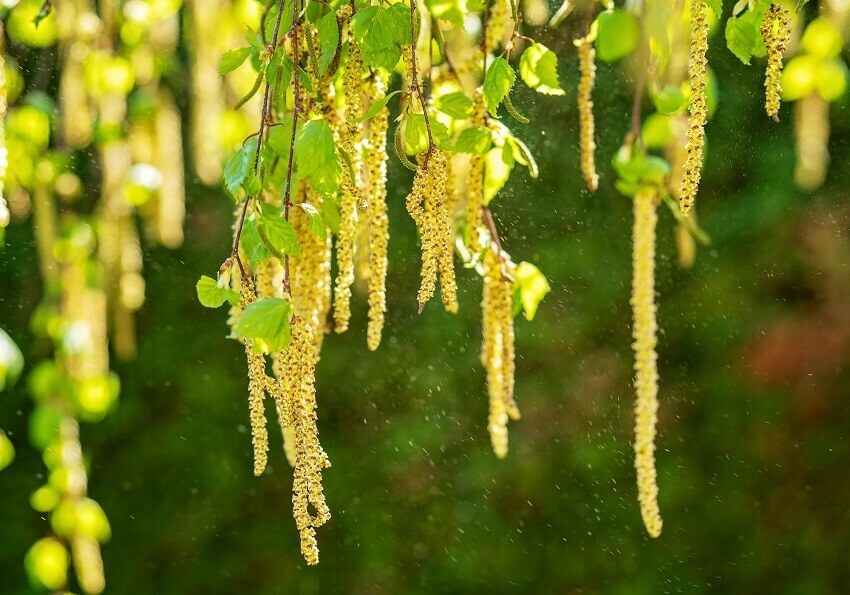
[794,94,829,190]
[481,250,519,458]
[761,4,791,121]
[577,36,598,192]
[679,0,708,216]
[333,17,363,333]
[364,76,391,349]
[630,188,663,539]
[0,43,8,229]
[485,0,510,54]
[466,93,487,252]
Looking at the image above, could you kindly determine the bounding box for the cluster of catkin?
[577,36,598,192]
[630,189,663,538]
[237,269,332,565]
[275,317,332,565]
[761,4,791,121]
[465,93,487,252]
[679,0,709,216]
[481,250,520,458]
[406,149,459,312]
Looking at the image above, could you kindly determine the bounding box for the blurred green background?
[2,21,850,595]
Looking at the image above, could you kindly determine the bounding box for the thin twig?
[281,0,303,295]
[231,0,289,279]
[408,0,435,160]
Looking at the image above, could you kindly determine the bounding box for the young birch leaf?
[234,298,293,353]
[725,16,758,64]
[295,119,341,195]
[513,262,551,321]
[219,47,251,74]
[435,91,474,119]
[196,276,240,308]
[317,10,340,75]
[453,126,492,154]
[223,139,257,198]
[258,202,299,255]
[240,218,273,265]
[519,43,565,95]
[359,89,402,122]
[483,57,516,116]
[299,203,327,239]
[595,10,640,62]
[484,146,515,203]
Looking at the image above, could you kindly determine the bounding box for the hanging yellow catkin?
[794,94,829,190]
[364,75,391,349]
[678,0,708,216]
[466,93,487,252]
[0,38,9,230]
[407,150,456,311]
[240,279,270,477]
[333,9,363,333]
[761,4,791,121]
[291,183,333,348]
[481,250,519,458]
[577,36,598,192]
[437,158,458,314]
[485,0,510,53]
[280,316,331,566]
[631,188,663,539]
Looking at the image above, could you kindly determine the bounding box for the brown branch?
[408,0,435,160]
[230,0,289,279]
[281,0,304,296]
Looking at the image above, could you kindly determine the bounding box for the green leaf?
[483,57,516,116]
[505,133,539,179]
[425,0,465,25]
[295,119,341,196]
[725,10,767,65]
[352,4,410,72]
[223,139,258,197]
[265,116,296,163]
[234,298,293,353]
[359,89,402,122]
[317,10,340,75]
[706,0,723,18]
[0,430,15,471]
[435,91,474,119]
[196,276,240,308]
[405,114,429,155]
[299,202,327,239]
[258,202,300,256]
[484,145,514,204]
[513,262,550,321]
[453,126,492,154]
[0,328,24,391]
[219,47,251,74]
[595,10,640,63]
[652,84,686,115]
[240,218,273,265]
[320,197,340,235]
[519,43,565,95]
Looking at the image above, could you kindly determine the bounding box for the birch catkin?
[761,4,791,121]
[679,0,708,216]
[364,76,391,349]
[577,36,598,192]
[482,250,519,458]
[333,11,363,333]
[631,188,662,538]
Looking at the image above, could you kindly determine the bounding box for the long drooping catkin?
[481,250,519,458]
[466,93,487,252]
[333,11,363,333]
[406,150,455,311]
[292,184,332,349]
[631,188,662,538]
[364,76,391,349]
[577,36,598,192]
[761,4,791,121]
[279,316,331,566]
[679,0,708,216]
[241,280,270,477]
